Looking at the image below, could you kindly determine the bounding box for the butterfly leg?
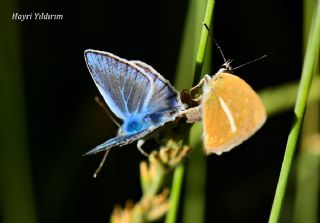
[180,75,211,122]
[189,74,211,96]
[93,149,110,178]
[181,75,210,106]
[95,96,121,128]
[186,74,212,104]
[137,139,149,157]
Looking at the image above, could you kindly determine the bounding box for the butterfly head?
[219,59,234,74]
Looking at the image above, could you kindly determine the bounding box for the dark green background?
[1,0,302,222]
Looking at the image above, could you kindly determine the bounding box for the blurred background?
[0,0,308,222]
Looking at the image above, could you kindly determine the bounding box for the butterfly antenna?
[95,96,121,128]
[233,53,273,71]
[203,23,228,64]
[93,149,110,178]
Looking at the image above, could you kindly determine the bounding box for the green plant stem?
[165,164,185,223]
[301,0,319,138]
[303,0,316,53]
[292,0,320,221]
[293,150,320,223]
[173,0,202,91]
[166,1,214,223]
[0,1,37,223]
[182,123,205,223]
[268,2,320,223]
[193,0,215,85]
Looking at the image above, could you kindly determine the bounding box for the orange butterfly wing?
[202,72,266,154]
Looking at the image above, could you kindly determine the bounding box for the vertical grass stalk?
[165,1,215,223]
[268,2,320,222]
[292,0,320,222]
[0,1,37,223]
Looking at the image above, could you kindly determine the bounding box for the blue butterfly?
[84,50,185,156]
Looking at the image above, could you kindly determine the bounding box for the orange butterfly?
[183,60,266,155]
